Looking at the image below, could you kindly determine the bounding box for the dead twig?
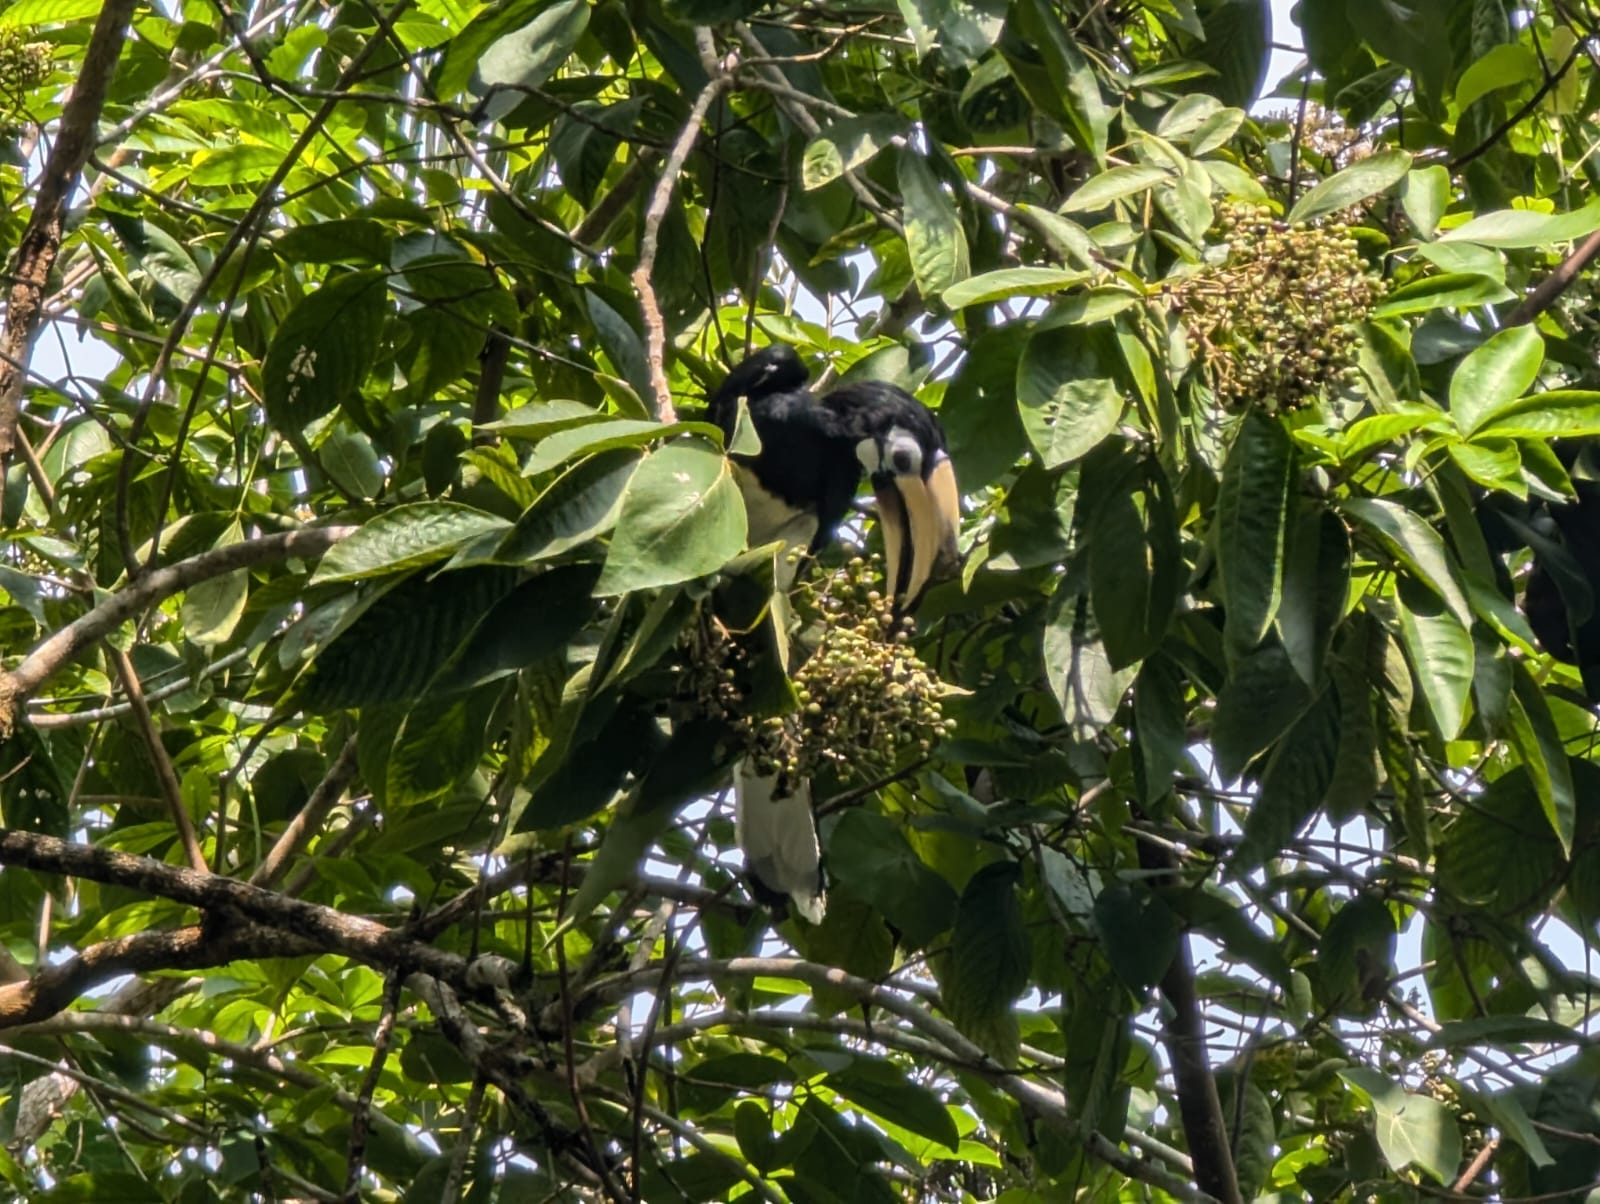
[109,649,208,875]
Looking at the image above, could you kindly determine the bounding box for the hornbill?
[705,344,961,921]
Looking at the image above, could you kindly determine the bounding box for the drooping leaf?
[899,149,970,299]
[939,862,1030,1064]
[1216,410,1295,652]
[1015,325,1125,468]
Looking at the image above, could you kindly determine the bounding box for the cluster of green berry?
[0,28,49,107]
[1173,202,1386,413]
[685,557,952,785]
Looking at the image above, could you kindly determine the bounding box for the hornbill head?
[706,343,810,435]
[822,380,962,612]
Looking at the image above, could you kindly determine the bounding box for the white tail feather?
[733,759,825,924]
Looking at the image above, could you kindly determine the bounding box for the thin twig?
[109,649,208,875]
[343,969,404,1203]
[439,1075,487,1204]
[633,71,732,422]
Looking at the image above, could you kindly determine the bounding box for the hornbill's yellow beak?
[874,450,961,612]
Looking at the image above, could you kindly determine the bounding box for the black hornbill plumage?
[707,343,962,609]
[706,343,962,921]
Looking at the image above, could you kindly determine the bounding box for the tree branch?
[0,922,316,1030]
[0,829,483,996]
[0,0,139,465]
[110,647,209,874]
[0,525,355,734]
[1137,841,1244,1204]
[633,69,731,423]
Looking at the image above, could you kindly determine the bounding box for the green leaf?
[826,810,957,949]
[1216,411,1296,651]
[1370,272,1514,318]
[1340,1068,1463,1184]
[498,449,640,563]
[0,0,102,23]
[1341,497,1471,626]
[320,430,385,500]
[1043,587,1137,741]
[486,399,609,440]
[1235,684,1341,870]
[313,503,512,584]
[1427,1015,1585,1051]
[1287,149,1412,225]
[899,149,970,299]
[1507,662,1576,853]
[1060,164,1173,213]
[180,522,247,650]
[595,441,747,594]
[1393,582,1475,742]
[469,0,589,122]
[1455,42,1539,111]
[825,1060,960,1152]
[190,143,284,186]
[262,270,388,429]
[802,115,903,190]
[1091,882,1180,991]
[940,862,1030,1065]
[1190,0,1268,108]
[1002,0,1107,161]
[1277,506,1351,686]
[1087,450,1179,669]
[941,266,1088,308]
[1015,325,1124,468]
[1472,389,1600,439]
[1450,325,1544,434]
[1440,199,1600,248]
[386,685,503,807]
[895,0,1004,63]
[1400,165,1451,238]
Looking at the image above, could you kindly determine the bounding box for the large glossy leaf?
[262,270,388,429]
[1216,411,1295,652]
[899,149,970,299]
[1086,449,1179,669]
[1393,582,1475,742]
[313,503,511,584]
[1340,1068,1463,1185]
[826,810,956,949]
[1342,497,1471,626]
[1287,149,1412,225]
[1015,325,1124,468]
[596,441,747,595]
[939,862,1030,1065]
[1450,324,1544,434]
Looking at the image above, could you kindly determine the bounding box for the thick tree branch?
[633,69,731,424]
[0,922,315,1029]
[0,830,480,992]
[1504,228,1600,328]
[0,525,355,734]
[0,0,139,464]
[1137,841,1244,1204]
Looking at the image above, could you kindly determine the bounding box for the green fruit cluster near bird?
[682,556,953,788]
[0,28,49,100]
[1173,201,1387,413]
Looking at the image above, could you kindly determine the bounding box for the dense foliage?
[11,0,1600,1199]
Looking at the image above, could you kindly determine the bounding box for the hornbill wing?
[820,380,962,611]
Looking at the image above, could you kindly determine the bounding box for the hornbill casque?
[705,343,961,921]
